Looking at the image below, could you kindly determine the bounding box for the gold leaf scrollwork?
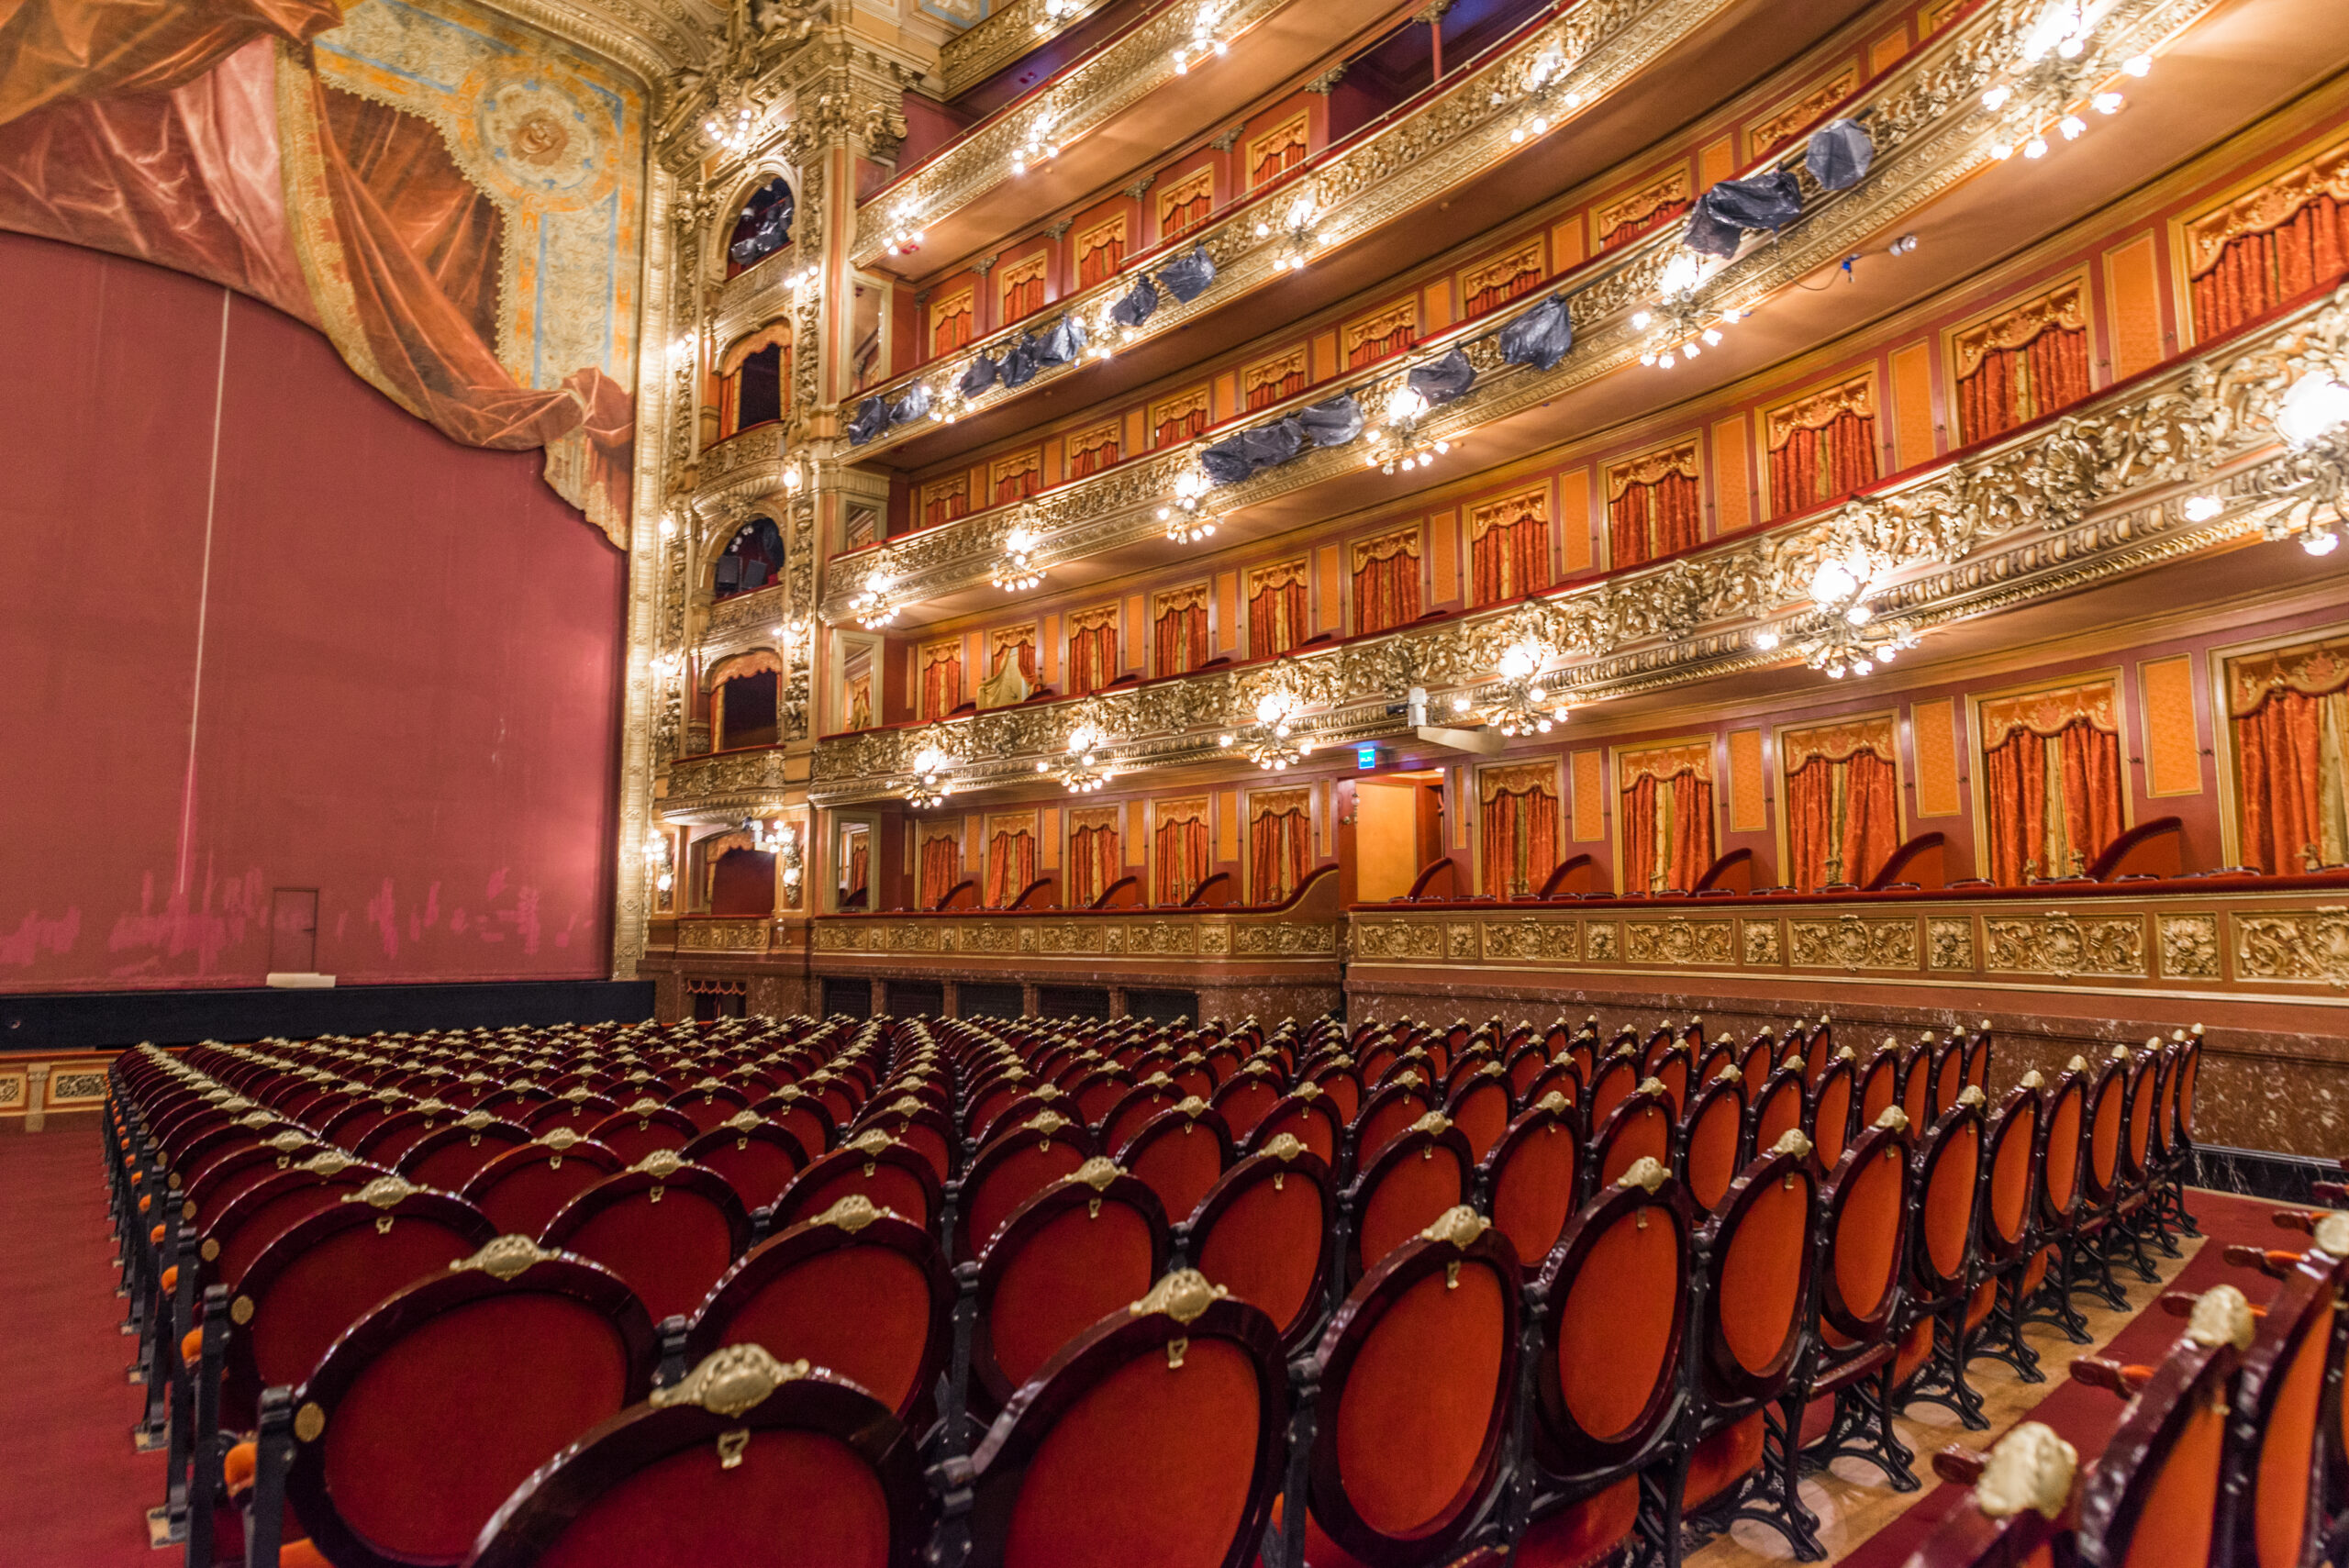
[651,1344,812,1418]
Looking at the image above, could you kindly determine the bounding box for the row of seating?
[105,1006,2204,1566]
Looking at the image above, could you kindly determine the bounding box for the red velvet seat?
[525,1093,619,1140]
[2070,1287,2251,1568]
[956,1113,1097,1260]
[746,1088,838,1162]
[847,1098,955,1182]
[1341,1116,1474,1283]
[460,1136,624,1240]
[246,1243,655,1568]
[1677,1070,1748,1215]
[664,1081,751,1133]
[584,1101,699,1166]
[1898,1092,1990,1429]
[467,1347,928,1568]
[1119,1100,1233,1225]
[1442,1067,1512,1163]
[685,1195,952,1426]
[399,1115,534,1192]
[1796,1110,1916,1502]
[1284,1208,1520,1567]
[1588,1079,1674,1190]
[539,1153,751,1326]
[1481,1094,1581,1275]
[204,1156,388,1291]
[1352,1080,1435,1169]
[957,1272,1287,1568]
[1100,1077,1185,1155]
[774,1133,944,1236]
[1246,1088,1343,1168]
[1208,1065,1285,1144]
[1807,1051,1858,1172]
[970,1165,1170,1409]
[681,1117,810,1215]
[1186,1136,1334,1350]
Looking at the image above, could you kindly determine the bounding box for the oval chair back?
[539,1154,751,1326]
[1857,1045,1902,1129]
[1505,1042,1553,1104]
[1299,1211,1521,1568]
[1589,1081,1675,1191]
[1801,1023,1837,1084]
[1342,1117,1475,1283]
[955,1114,1099,1261]
[2121,1048,2162,1189]
[1698,1135,1820,1409]
[467,1351,927,1568]
[981,1092,1082,1153]
[2080,1051,2130,1208]
[961,1273,1286,1568]
[1100,1079,1185,1155]
[681,1117,810,1214]
[2168,1031,2201,1156]
[1927,1037,1965,1121]
[397,1117,534,1194]
[2072,1303,2249,1568]
[2217,1242,2347,1568]
[1808,1052,1860,1173]
[1752,1063,1808,1156]
[273,1245,656,1568]
[747,1090,836,1162]
[1444,1066,1513,1164]
[685,1195,952,1427]
[460,1137,624,1240]
[1817,1115,1914,1354]
[1737,1035,1776,1098]
[223,1178,495,1429]
[1303,1059,1364,1126]
[852,1099,955,1183]
[527,1094,619,1140]
[1184,1138,1336,1351]
[1118,1096,1234,1227]
[1678,1066,1750,1215]
[205,1159,387,1290]
[664,1082,751,1134]
[1585,1051,1642,1132]
[1208,1066,1285,1145]
[1246,1088,1343,1168]
[1977,1083,2043,1270]
[774,1134,944,1236]
[1909,1097,1987,1313]
[1693,1037,1736,1092]
[1647,1044,1694,1118]
[585,1102,699,1167]
[2037,1068,2089,1233]
[1353,1079,1437,1170]
[1518,1060,1580,1120]
[1066,1065,1135,1131]
[972,1165,1172,1407]
[1482,1095,1582,1275]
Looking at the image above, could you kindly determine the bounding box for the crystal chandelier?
[1756,556,1919,677]
[1171,0,1229,72]
[1363,383,1452,474]
[903,745,954,808]
[1220,689,1311,771]
[992,524,1045,591]
[850,567,899,628]
[1039,723,1115,793]
[1496,43,1581,144]
[1634,250,1748,370]
[1979,2,2151,163]
[1036,0,1082,34]
[643,833,674,895]
[1252,194,1323,272]
[1159,466,1219,542]
[2254,370,2349,554]
[1013,106,1062,174]
[881,199,925,256]
[1480,641,1573,736]
[705,102,757,155]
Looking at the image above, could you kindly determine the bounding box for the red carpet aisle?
[0,1122,163,1566]
[1836,1189,2288,1567]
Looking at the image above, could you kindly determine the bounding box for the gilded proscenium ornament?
[813,283,2349,806]
[821,0,2221,609]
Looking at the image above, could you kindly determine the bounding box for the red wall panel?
[0,233,624,991]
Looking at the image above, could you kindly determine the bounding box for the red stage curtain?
[1609,473,1701,567]
[1599,198,1689,251]
[931,305,973,359]
[1620,768,1714,892]
[1154,816,1211,903]
[2192,195,2349,341]
[1068,823,1120,906]
[918,836,961,908]
[1154,597,1208,676]
[1956,326,2091,445]
[1983,717,2123,884]
[920,648,962,720]
[1471,511,1549,606]
[1247,575,1308,660]
[1352,536,1420,636]
[1250,806,1310,904]
[1785,751,1899,890]
[1768,409,1878,516]
[1481,784,1560,897]
[1067,617,1118,695]
[985,829,1035,907]
[2236,686,2349,873]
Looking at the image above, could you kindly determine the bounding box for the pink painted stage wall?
[0,233,627,991]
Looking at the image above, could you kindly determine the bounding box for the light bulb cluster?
[643,833,674,895]
[2255,370,2349,555]
[1481,641,1573,736]
[881,201,925,256]
[850,570,898,629]
[1253,194,1323,272]
[1219,690,1312,770]
[1761,555,1920,678]
[704,103,756,154]
[1633,250,1749,370]
[1035,0,1082,33]
[1171,0,1230,72]
[992,526,1045,591]
[1496,44,1582,144]
[1159,467,1219,542]
[1012,110,1062,175]
[1364,383,1453,474]
[1978,0,2150,163]
[1041,724,1115,793]
[905,747,954,809]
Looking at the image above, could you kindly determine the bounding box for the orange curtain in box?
[991,634,1037,682]
[985,829,1036,907]
[1480,777,1560,897]
[923,484,968,528]
[994,461,1041,506]
[1075,229,1126,290]
[1980,685,2124,884]
[1069,430,1119,479]
[1608,470,1701,568]
[1247,567,1308,661]
[1784,741,1899,890]
[1251,129,1307,186]
[2191,185,2349,341]
[918,835,961,908]
[1001,267,1046,323]
[1464,256,1542,317]
[1620,751,1714,893]
[1154,403,1209,448]
[1067,614,1119,695]
[919,646,963,720]
[1768,409,1878,517]
[846,838,870,898]
[1471,505,1549,607]
[1068,822,1121,906]
[1352,532,1421,636]
[1956,327,2091,445]
[1345,316,1416,369]
[1244,361,1306,411]
[1599,197,1690,251]
[1154,814,1211,903]
[930,301,974,360]
[1249,804,1311,904]
[2229,644,2349,873]
[1162,191,1212,240]
[1154,594,1208,676]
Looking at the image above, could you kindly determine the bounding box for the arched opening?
[709,847,777,916]
[713,517,783,600]
[726,176,794,277]
[709,651,783,751]
[718,328,791,439]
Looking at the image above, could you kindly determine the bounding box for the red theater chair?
[1481,1091,1581,1275]
[460,1135,623,1240]
[1796,1109,1918,1516]
[953,1112,1097,1261]
[539,1151,751,1327]
[681,1115,809,1214]
[774,1132,944,1236]
[1340,1114,1474,1287]
[1185,1135,1335,1351]
[1120,1098,1234,1226]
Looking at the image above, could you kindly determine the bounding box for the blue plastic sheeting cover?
[1683,168,1803,258]
[1498,295,1574,371]
[1805,119,1874,191]
[848,396,887,445]
[1300,394,1364,447]
[1407,348,1476,404]
[1159,245,1217,304]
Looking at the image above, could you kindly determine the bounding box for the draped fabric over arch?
[1479,763,1560,897]
[1979,681,2125,884]
[1152,585,1209,676]
[1461,240,1544,317]
[992,450,1042,506]
[1607,445,1702,567]
[922,477,970,528]
[1767,375,1879,517]
[716,324,790,438]
[2188,139,2349,342]
[1153,799,1212,904]
[984,817,1036,907]
[1620,743,1715,893]
[976,627,1036,710]
[710,651,782,751]
[1351,528,1421,636]
[1066,807,1122,906]
[1066,605,1119,695]
[0,0,641,540]
[919,641,963,721]
[918,828,963,909]
[1470,489,1550,607]
[1782,718,1900,890]
[1954,281,2092,445]
[1067,420,1119,479]
[2228,637,2349,873]
[1247,560,1309,660]
[1248,790,1312,904]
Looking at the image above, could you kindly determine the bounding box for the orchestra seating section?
[101,1002,2243,1567]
